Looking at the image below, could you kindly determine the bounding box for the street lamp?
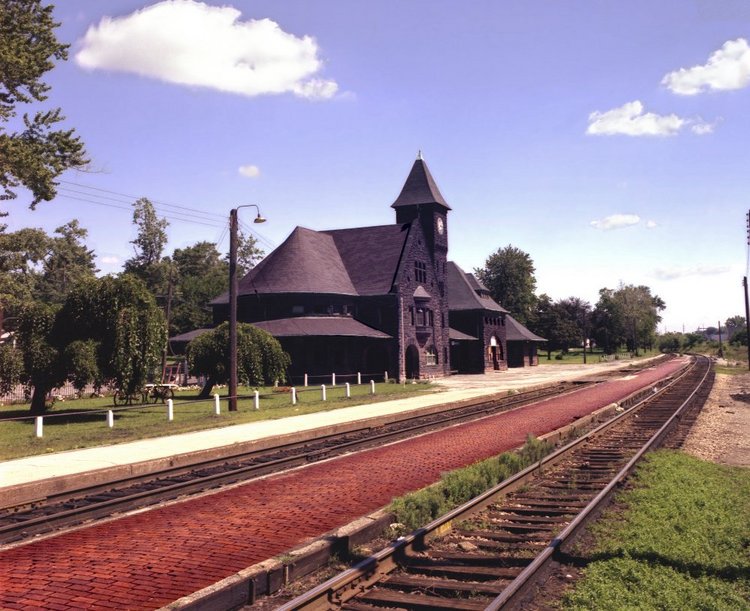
[229,204,266,411]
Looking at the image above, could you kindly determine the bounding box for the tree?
[532,295,581,356]
[171,241,227,335]
[36,220,97,304]
[475,245,537,325]
[556,296,592,352]
[0,221,96,332]
[235,228,264,276]
[0,0,87,212]
[187,322,289,398]
[124,197,170,295]
[658,332,683,353]
[1,275,165,413]
[592,284,665,355]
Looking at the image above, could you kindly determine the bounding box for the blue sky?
[5,1,750,332]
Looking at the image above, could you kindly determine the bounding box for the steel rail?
[277,356,706,611]
[485,354,711,610]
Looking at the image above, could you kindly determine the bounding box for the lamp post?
[229,205,266,411]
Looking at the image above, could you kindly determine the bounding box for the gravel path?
[683,371,750,467]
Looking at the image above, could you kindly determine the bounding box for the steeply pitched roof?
[391,157,451,211]
[253,316,391,338]
[446,261,508,313]
[213,227,358,303]
[323,224,410,295]
[506,315,546,342]
[449,327,478,341]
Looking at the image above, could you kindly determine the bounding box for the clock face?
[436,216,444,235]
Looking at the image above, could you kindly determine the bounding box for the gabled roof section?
[227,226,357,299]
[323,223,411,295]
[506,315,546,342]
[446,261,508,313]
[391,156,451,211]
[465,273,490,295]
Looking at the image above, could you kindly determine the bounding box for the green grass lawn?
[538,348,660,365]
[0,382,436,461]
[563,451,750,610]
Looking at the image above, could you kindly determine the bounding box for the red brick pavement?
[0,358,687,610]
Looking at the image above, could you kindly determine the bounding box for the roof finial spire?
[416,149,423,160]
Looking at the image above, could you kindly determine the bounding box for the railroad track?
[278,355,711,611]
[0,378,609,546]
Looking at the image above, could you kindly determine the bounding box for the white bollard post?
[291,387,297,405]
[167,398,174,421]
[384,371,388,383]
[357,372,362,385]
[321,384,327,401]
[107,410,114,428]
[214,393,220,415]
[254,390,260,410]
[345,382,351,398]
[304,373,308,387]
[332,373,336,386]
[370,380,376,395]
[35,416,43,438]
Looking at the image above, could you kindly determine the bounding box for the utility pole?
[745,211,750,370]
[717,320,723,358]
[228,205,266,411]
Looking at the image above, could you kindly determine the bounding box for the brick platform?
[0,358,687,610]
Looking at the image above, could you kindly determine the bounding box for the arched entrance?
[489,335,502,370]
[405,345,420,380]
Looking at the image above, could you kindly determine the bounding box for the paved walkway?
[0,360,641,492]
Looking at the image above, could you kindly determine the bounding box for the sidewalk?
[0,359,648,495]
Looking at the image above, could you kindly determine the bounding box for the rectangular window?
[415,261,427,283]
[416,308,426,326]
[425,347,438,365]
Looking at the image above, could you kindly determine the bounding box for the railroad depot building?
[208,156,544,382]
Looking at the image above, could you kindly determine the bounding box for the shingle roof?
[505,315,546,342]
[446,261,508,313]
[391,157,451,211]
[323,224,411,295]
[449,327,478,341]
[212,226,358,303]
[252,316,391,338]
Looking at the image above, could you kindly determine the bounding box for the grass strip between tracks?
[563,450,750,610]
[389,434,553,531]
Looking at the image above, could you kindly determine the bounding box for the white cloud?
[646,220,657,229]
[690,117,721,135]
[75,0,339,100]
[590,214,641,231]
[652,265,731,280]
[662,38,750,95]
[238,164,260,178]
[586,101,684,137]
[100,255,120,265]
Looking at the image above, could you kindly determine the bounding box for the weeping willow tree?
[1,275,165,413]
[187,322,290,399]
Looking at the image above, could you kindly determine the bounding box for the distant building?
[204,155,543,382]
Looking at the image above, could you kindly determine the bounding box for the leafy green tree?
[658,332,683,353]
[124,197,170,295]
[557,296,591,351]
[187,322,289,398]
[235,228,264,276]
[171,241,227,334]
[592,284,665,355]
[475,245,537,325]
[36,220,97,304]
[1,275,165,413]
[0,0,87,212]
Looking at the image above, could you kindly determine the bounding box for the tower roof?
[391,156,451,211]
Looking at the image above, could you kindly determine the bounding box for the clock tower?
[391,152,450,259]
